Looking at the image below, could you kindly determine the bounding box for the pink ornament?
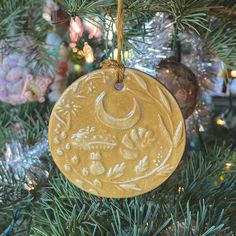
[0,79,8,97]
[84,20,101,40]
[0,35,69,105]
[22,75,52,103]
[6,67,25,82]
[69,17,83,48]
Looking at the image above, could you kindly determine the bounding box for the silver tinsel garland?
[125,13,222,138]
[0,134,49,191]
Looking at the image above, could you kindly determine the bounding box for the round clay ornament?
[48,68,186,198]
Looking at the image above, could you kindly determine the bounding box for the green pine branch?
[203,21,236,68]
[30,145,236,235]
[0,102,53,147]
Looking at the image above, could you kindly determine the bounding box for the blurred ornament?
[42,0,59,23]
[84,19,101,40]
[59,41,70,58]
[43,0,68,29]
[69,17,83,48]
[46,31,62,50]
[83,42,94,64]
[0,33,70,104]
[0,38,53,105]
[156,57,199,119]
[22,74,52,103]
[47,36,70,102]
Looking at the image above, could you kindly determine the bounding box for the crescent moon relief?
[95,91,141,130]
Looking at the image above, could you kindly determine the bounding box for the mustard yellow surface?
[48,68,186,198]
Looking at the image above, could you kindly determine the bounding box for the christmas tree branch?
[31,145,236,235]
[203,21,236,68]
[0,102,52,146]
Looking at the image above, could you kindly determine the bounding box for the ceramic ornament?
[48,68,186,198]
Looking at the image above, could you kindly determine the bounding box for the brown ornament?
[48,68,186,198]
[156,57,198,119]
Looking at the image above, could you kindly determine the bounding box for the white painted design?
[71,126,117,151]
[173,122,183,147]
[93,179,102,188]
[61,131,67,139]
[88,188,98,195]
[73,74,102,98]
[120,127,155,160]
[89,152,105,176]
[80,81,97,97]
[54,128,60,134]
[65,143,71,150]
[135,156,149,173]
[82,168,89,176]
[55,99,81,129]
[95,92,141,130]
[113,148,173,184]
[75,179,83,188]
[119,184,142,191]
[54,137,60,144]
[64,164,71,172]
[71,155,79,164]
[127,88,155,104]
[107,162,126,178]
[120,148,138,160]
[56,148,64,156]
[57,99,80,117]
[54,112,67,128]
[157,114,172,144]
[131,72,148,90]
[157,87,171,112]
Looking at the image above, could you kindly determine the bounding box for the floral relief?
[120,127,155,160]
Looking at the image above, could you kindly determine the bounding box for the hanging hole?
[114,82,124,91]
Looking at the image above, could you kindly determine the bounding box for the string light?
[178,186,185,193]
[230,70,236,78]
[215,116,226,126]
[74,64,81,72]
[198,124,205,132]
[225,162,233,169]
[219,175,225,181]
[72,47,78,53]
